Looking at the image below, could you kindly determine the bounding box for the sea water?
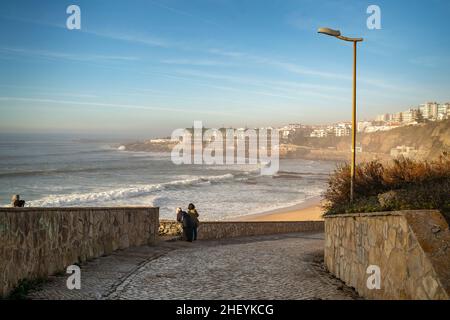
[0,134,338,220]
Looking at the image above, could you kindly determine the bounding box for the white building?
[279,129,292,139]
[437,103,449,120]
[286,123,303,130]
[392,112,403,123]
[334,123,351,137]
[150,138,171,143]
[375,113,391,123]
[310,129,328,138]
[390,145,418,158]
[401,108,419,123]
[365,125,400,133]
[419,102,439,120]
[357,121,372,133]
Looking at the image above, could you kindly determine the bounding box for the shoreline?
[231,196,325,222]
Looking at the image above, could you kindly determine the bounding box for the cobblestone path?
[27,232,359,300]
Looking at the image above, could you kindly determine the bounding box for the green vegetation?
[323,155,450,220]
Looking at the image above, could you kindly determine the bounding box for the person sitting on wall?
[176,207,195,242]
[11,194,25,207]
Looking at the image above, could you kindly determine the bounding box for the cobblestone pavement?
[27,232,359,300]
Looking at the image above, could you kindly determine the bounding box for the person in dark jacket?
[11,195,25,207]
[176,207,195,242]
[187,203,200,241]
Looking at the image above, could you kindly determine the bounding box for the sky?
[0,0,449,138]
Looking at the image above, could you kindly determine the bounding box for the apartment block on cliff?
[420,102,439,120]
[310,129,328,138]
[437,103,449,120]
[401,108,419,123]
[375,101,448,126]
[334,123,351,137]
[375,113,392,122]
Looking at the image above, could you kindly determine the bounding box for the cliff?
[121,120,450,161]
[290,120,450,161]
[358,120,450,159]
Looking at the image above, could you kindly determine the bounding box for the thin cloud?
[147,0,222,29]
[0,47,139,63]
[0,12,417,103]
[208,47,415,93]
[286,13,319,32]
[208,48,246,58]
[0,96,235,117]
[174,69,347,102]
[0,13,377,86]
[84,30,170,48]
[0,15,171,49]
[208,47,349,79]
[161,59,231,66]
[272,61,349,79]
[409,56,442,68]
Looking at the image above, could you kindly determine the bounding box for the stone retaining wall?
[0,207,159,297]
[324,210,450,300]
[159,220,324,240]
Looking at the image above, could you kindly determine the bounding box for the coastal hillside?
[289,119,450,161]
[121,120,450,161]
[358,119,450,159]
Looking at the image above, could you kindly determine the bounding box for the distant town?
[293,101,449,139]
[143,101,449,143]
[123,101,449,161]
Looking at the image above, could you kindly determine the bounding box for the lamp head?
[318,27,341,37]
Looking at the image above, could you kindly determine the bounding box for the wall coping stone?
[160,219,320,223]
[323,209,440,219]
[0,206,159,212]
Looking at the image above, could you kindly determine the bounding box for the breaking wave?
[27,173,238,207]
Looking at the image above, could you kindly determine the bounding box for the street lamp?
[318,27,363,202]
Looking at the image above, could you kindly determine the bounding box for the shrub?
[323,154,450,216]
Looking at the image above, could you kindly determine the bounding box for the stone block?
[0,207,159,297]
[324,210,449,300]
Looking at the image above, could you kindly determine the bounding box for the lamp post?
[318,27,363,202]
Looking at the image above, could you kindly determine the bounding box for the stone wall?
[0,207,159,297]
[159,220,183,237]
[324,210,450,300]
[159,220,324,240]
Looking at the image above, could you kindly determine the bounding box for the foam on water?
[0,136,337,220]
[27,173,237,207]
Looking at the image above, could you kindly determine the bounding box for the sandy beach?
[236,196,325,222]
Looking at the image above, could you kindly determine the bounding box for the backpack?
[181,211,195,229]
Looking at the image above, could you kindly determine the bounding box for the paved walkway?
[27,232,359,300]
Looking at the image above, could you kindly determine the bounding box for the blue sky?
[0,0,449,138]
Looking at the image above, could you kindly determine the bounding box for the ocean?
[0,134,337,220]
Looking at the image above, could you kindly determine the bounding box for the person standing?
[176,207,195,242]
[187,203,200,241]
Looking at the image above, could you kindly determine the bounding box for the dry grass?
[323,153,450,216]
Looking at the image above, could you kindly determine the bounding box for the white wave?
[27,173,236,207]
